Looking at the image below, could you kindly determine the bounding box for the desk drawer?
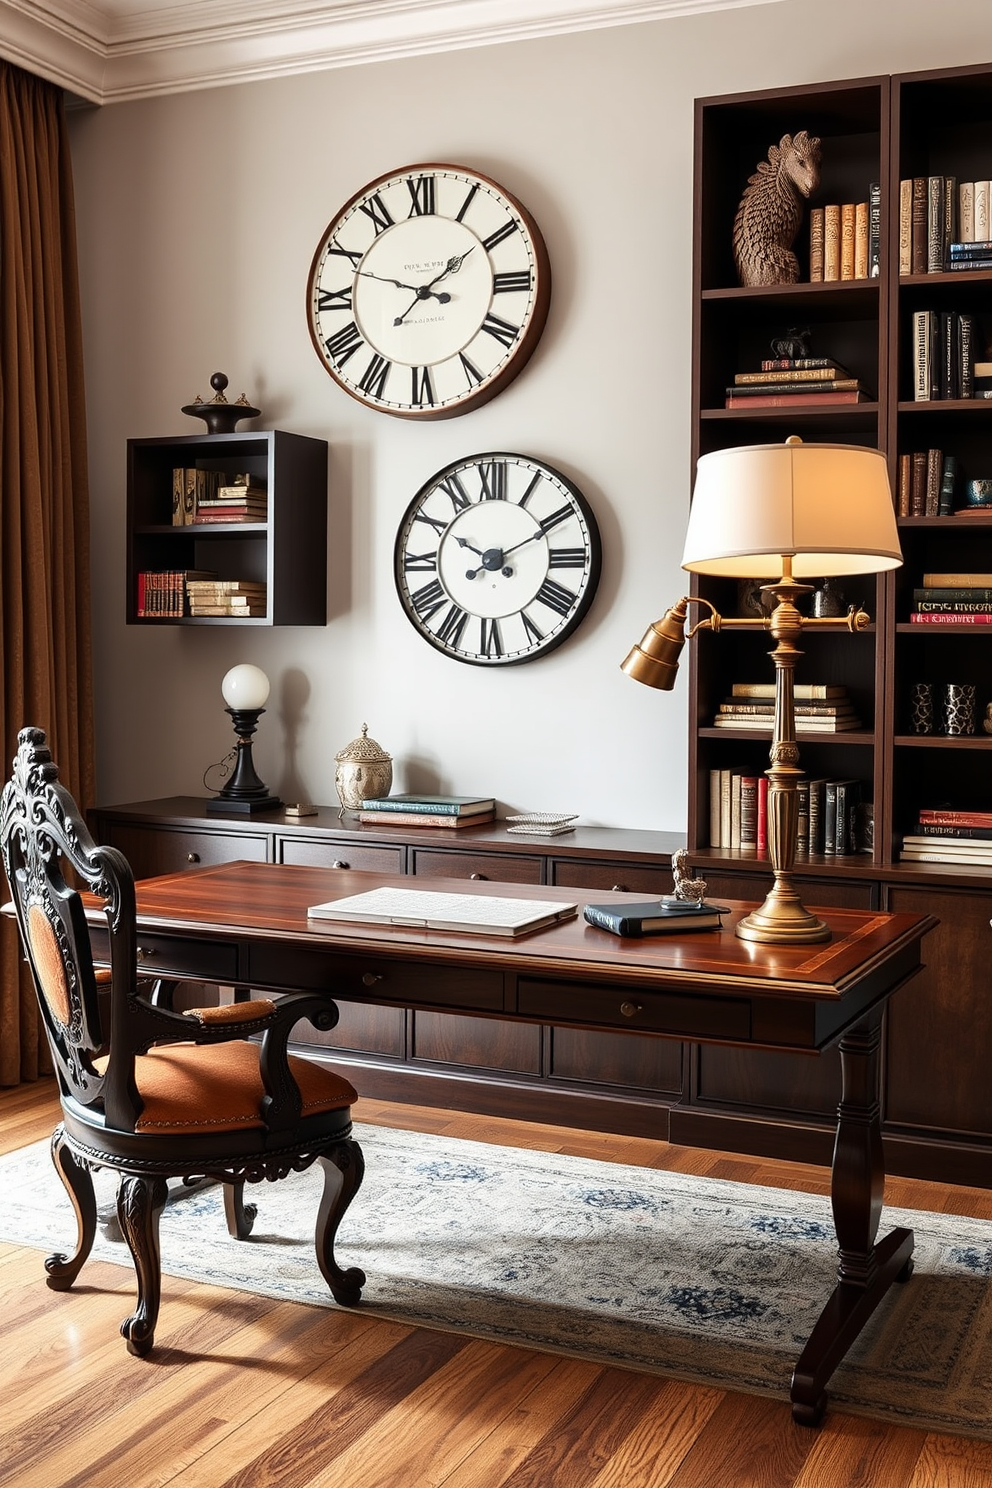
[89,930,240,984]
[518,979,751,1042]
[411,848,541,883]
[277,837,404,873]
[101,824,268,880]
[246,944,503,1013]
[550,859,673,894]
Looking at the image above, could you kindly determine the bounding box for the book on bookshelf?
[725,378,863,396]
[899,177,913,274]
[795,778,809,852]
[724,389,867,409]
[739,774,759,851]
[759,357,841,372]
[976,180,991,240]
[583,899,726,938]
[809,206,824,281]
[717,700,855,717]
[959,181,976,242]
[359,793,495,816]
[914,586,992,600]
[711,716,862,730]
[823,202,841,280]
[732,367,850,384]
[899,847,992,867]
[913,600,992,612]
[869,182,881,277]
[910,824,992,840]
[918,808,992,825]
[922,572,992,585]
[911,176,928,273]
[840,201,856,280]
[908,612,992,624]
[756,776,768,856]
[807,779,829,855]
[731,682,847,699]
[191,508,267,524]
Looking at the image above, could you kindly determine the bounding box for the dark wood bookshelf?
[685,64,992,1187]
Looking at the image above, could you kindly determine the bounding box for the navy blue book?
[583,900,727,938]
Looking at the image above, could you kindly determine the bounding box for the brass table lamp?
[623,437,902,945]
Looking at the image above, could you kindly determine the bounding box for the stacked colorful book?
[724,357,870,409]
[713,683,862,731]
[185,578,268,618]
[910,572,992,625]
[358,793,496,828]
[191,475,267,525]
[901,809,992,867]
[707,767,869,855]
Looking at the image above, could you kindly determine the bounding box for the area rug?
[1,1124,990,1439]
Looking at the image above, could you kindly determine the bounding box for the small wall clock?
[394,453,601,665]
[307,164,551,419]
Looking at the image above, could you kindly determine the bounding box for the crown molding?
[1,0,783,105]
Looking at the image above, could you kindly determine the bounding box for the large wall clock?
[307,164,551,419]
[394,453,601,665]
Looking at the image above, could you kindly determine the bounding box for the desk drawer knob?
[332,860,349,870]
[470,873,488,881]
[612,883,627,893]
[187,852,200,864]
[361,972,383,987]
[620,1000,642,1019]
[136,946,158,962]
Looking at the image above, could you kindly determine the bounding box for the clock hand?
[393,250,475,326]
[356,270,420,292]
[502,529,545,559]
[454,536,485,556]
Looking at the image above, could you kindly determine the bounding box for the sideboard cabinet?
[93,798,992,1185]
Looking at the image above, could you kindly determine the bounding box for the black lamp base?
[206,793,283,816]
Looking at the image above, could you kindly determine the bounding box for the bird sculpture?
[671,848,708,904]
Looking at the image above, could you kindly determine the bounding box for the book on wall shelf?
[136,568,217,618]
[714,684,861,731]
[707,767,868,855]
[808,188,879,281]
[901,809,992,862]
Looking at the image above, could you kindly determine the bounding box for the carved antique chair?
[0,726,366,1355]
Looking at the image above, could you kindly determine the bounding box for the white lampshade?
[682,439,902,579]
[221,663,270,711]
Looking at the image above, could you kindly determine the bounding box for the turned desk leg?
[790,1007,915,1426]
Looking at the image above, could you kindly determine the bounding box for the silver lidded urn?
[334,723,392,812]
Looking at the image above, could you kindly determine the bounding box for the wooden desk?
[102,859,937,1426]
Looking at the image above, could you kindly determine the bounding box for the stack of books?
[896,449,959,516]
[900,809,992,867]
[136,568,216,618]
[707,768,869,855]
[358,793,496,828]
[910,572,992,625]
[713,683,862,731]
[171,468,219,525]
[191,474,267,526]
[910,309,975,400]
[724,358,868,410]
[949,240,992,271]
[808,188,880,282]
[898,175,959,274]
[185,578,268,618]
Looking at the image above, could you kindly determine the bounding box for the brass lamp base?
[735,881,830,945]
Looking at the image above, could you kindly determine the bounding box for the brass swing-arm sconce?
[623,438,902,947]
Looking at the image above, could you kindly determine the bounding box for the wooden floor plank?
[1,1081,990,1488]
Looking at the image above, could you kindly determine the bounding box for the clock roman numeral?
[478,461,507,500]
[437,471,471,511]
[521,610,545,647]
[316,285,353,313]
[411,579,447,621]
[481,312,520,349]
[413,510,448,536]
[406,175,436,216]
[493,270,532,294]
[459,352,484,388]
[358,353,391,399]
[480,617,503,657]
[325,321,364,368]
[534,578,577,616]
[539,503,574,535]
[517,472,543,508]
[403,549,438,572]
[481,219,519,252]
[548,547,587,568]
[456,183,479,222]
[327,241,363,268]
[411,366,435,407]
[436,604,469,648]
[359,192,394,235]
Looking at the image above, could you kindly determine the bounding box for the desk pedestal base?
[789,1011,915,1425]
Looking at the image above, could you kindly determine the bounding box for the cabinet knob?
[470,873,488,881]
[612,883,627,893]
[186,852,200,864]
[619,1000,642,1019]
[332,860,349,869]
[136,946,157,962]
[361,971,383,987]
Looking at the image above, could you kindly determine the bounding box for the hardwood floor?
[2,1079,991,1488]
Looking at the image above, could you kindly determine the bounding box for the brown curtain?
[0,62,94,1084]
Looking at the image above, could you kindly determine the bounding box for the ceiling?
[1,0,781,105]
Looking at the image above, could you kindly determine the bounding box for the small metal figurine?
[670,848,708,904]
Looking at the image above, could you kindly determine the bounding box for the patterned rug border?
[1,1123,990,1440]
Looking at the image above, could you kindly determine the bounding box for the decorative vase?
[334,724,392,812]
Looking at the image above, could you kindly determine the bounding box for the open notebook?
[307,886,579,938]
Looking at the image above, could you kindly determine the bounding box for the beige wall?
[68,0,992,826]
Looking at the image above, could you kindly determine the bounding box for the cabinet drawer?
[90,928,240,984]
[411,848,542,883]
[550,859,673,894]
[102,823,267,880]
[518,978,751,1042]
[246,944,503,1012]
[277,837,404,873]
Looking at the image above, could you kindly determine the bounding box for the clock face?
[307,165,551,418]
[395,454,601,665]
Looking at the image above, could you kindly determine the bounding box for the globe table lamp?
[622,438,901,945]
[206,663,283,815]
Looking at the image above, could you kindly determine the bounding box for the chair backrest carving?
[1,727,141,1122]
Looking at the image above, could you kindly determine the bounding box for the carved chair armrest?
[254,993,344,1132]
